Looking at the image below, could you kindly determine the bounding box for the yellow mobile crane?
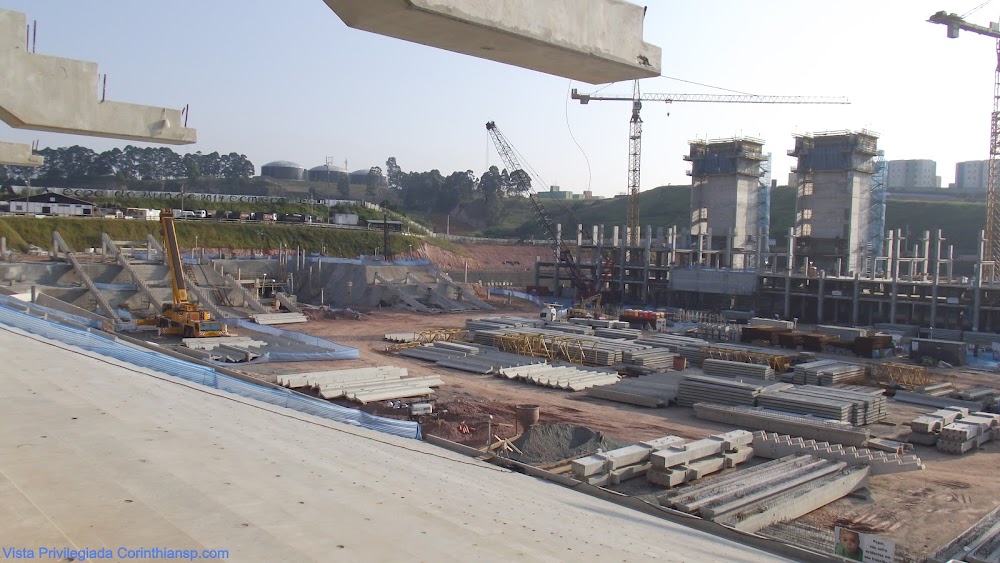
[156,210,229,338]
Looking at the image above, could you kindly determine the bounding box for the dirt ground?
[419,242,545,273]
[238,304,1000,561]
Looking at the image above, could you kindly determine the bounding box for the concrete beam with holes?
[0,141,42,167]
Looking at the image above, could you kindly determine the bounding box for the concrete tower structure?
[687,138,766,269]
[790,130,879,276]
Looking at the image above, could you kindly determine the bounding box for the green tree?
[385,157,403,192]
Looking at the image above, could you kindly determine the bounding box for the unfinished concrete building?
[686,138,766,269]
[789,130,878,276]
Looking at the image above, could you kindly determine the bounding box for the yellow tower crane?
[570,85,851,248]
[929,10,1000,281]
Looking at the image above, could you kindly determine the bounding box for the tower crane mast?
[929,10,1000,279]
[571,86,850,249]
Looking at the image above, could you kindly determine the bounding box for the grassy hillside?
[0,217,420,257]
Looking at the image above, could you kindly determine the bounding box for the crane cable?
[963,0,994,18]
[564,81,593,193]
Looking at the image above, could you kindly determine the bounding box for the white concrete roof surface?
[0,325,789,562]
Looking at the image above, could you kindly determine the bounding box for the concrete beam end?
[323,0,662,84]
[0,141,43,166]
[0,9,197,145]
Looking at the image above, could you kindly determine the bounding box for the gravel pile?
[511,423,626,464]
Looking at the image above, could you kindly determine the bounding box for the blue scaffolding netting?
[0,300,420,439]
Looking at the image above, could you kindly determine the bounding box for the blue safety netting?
[226,318,360,361]
[0,295,104,329]
[0,303,420,439]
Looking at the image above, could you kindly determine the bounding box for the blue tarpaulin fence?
[0,302,420,439]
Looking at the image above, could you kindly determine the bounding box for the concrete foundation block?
[723,446,754,468]
[640,435,686,450]
[571,454,609,478]
[717,430,754,449]
[937,438,977,455]
[684,455,727,481]
[603,444,654,470]
[647,467,686,488]
[609,462,652,484]
[971,412,1000,427]
[942,422,982,443]
[585,472,610,486]
[906,432,939,446]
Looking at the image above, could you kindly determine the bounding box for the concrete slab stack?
[693,403,871,447]
[751,432,924,475]
[585,372,682,407]
[893,391,988,412]
[676,375,770,407]
[621,348,676,372]
[792,360,866,386]
[658,453,870,533]
[703,358,776,381]
[756,385,886,425]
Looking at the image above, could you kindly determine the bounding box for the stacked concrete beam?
[645,430,755,488]
[907,407,1000,453]
[693,403,871,447]
[585,373,679,408]
[756,384,886,425]
[658,453,869,533]
[751,432,924,475]
[893,390,988,411]
[792,360,866,386]
[571,435,687,486]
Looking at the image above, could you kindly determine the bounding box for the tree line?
[0,145,255,183]
[0,145,534,226]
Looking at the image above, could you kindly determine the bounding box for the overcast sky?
[2,1,998,196]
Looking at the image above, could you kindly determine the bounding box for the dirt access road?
[243,306,1000,561]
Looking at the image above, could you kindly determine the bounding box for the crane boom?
[160,210,189,305]
[571,90,850,105]
[929,11,1000,277]
[485,121,597,298]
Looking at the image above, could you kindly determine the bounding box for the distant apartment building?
[536,185,600,200]
[886,159,940,190]
[955,160,991,191]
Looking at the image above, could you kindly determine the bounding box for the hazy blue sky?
[1,1,997,196]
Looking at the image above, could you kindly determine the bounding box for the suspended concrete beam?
[323,0,662,84]
[0,9,195,144]
[0,141,42,167]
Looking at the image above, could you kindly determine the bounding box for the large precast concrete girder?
[323,0,662,84]
[0,10,195,145]
[0,141,42,167]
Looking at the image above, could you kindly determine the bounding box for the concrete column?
[974,230,985,331]
[612,225,619,247]
[619,225,627,302]
[787,227,796,274]
[1,236,6,261]
[923,230,931,279]
[724,227,733,270]
[930,230,942,329]
[851,273,860,326]
[890,230,900,324]
[948,245,954,281]
[642,226,652,302]
[577,223,583,246]
[817,272,825,324]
